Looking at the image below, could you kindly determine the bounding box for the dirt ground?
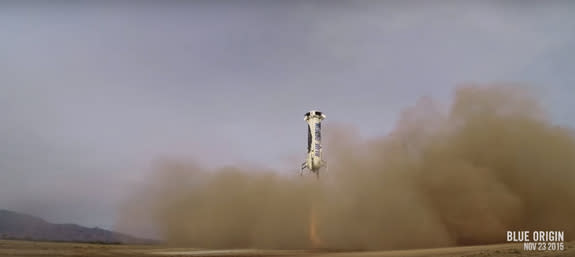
[1,240,574,257]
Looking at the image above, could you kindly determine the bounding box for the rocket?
[301,110,327,179]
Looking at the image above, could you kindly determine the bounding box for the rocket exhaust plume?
[309,207,321,248]
[119,84,575,250]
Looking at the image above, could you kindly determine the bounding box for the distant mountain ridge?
[0,209,156,244]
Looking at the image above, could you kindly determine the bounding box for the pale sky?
[1,1,574,232]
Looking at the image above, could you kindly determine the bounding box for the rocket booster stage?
[301,110,327,179]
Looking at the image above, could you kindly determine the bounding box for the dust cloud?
[120,84,575,250]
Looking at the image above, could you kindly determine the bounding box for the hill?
[0,209,155,244]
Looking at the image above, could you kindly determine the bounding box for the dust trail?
[119,84,575,250]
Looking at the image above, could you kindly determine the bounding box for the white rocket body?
[301,110,327,178]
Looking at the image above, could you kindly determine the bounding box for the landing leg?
[300,162,307,176]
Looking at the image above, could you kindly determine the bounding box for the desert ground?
[1,240,574,257]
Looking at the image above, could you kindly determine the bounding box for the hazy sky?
[1,1,574,232]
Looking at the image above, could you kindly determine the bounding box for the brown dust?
[119,84,575,250]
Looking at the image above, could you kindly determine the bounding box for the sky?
[1,1,574,232]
